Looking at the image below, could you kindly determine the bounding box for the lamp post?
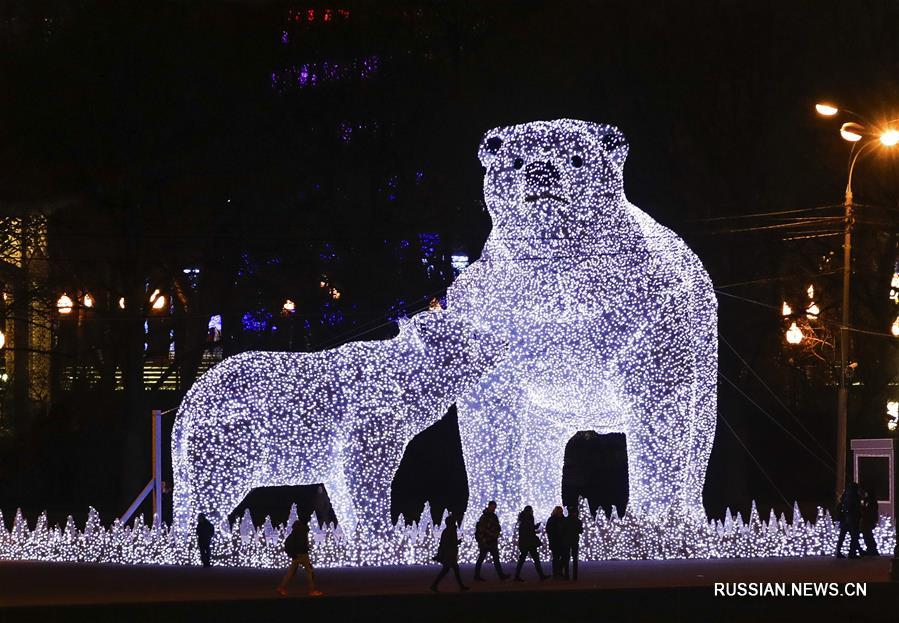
[815,104,899,500]
[816,104,899,579]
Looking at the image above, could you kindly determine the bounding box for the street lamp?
[816,102,899,579]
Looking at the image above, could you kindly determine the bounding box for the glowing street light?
[118,297,126,310]
[57,294,74,314]
[815,101,899,501]
[152,295,167,311]
[807,284,815,299]
[83,293,94,308]
[785,322,804,345]
[881,129,899,147]
[781,301,792,316]
[282,299,296,314]
[0,330,6,350]
[840,122,864,142]
[806,303,820,318]
[892,317,899,337]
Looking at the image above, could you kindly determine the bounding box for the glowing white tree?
[171,310,506,548]
[447,119,718,524]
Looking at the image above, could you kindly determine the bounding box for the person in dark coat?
[835,482,861,559]
[858,486,880,557]
[564,505,584,581]
[474,501,509,581]
[430,514,469,592]
[514,506,548,581]
[196,513,214,568]
[545,506,567,579]
[277,518,322,596]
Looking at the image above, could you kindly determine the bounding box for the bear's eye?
[571,155,583,168]
[513,157,524,170]
[485,136,503,153]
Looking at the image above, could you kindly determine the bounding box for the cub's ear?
[478,126,510,169]
[591,124,628,171]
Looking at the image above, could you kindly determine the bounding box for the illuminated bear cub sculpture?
[448,119,717,523]
[172,310,506,538]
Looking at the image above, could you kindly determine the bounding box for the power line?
[718,410,790,507]
[719,334,834,461]
[718,371,835,474]
[715,269,842,289]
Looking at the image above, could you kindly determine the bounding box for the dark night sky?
[3,1,899,524]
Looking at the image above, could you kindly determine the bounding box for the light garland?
[447,119,718,524]
[171,309,507,565]
[0,500,892,567]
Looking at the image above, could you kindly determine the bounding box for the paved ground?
[1,556,897,622]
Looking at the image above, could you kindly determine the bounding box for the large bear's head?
[477,119,629,240]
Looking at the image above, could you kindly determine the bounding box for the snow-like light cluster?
[1,499,892,567]
[171,309,506,557]
[2,120,725,568]
[447,119,718,524]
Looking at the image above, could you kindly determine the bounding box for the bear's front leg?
[517,404,575,523]
[344,409,403,558]
[620,315,707,521]
[457,375,526,525]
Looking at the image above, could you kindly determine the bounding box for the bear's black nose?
[524,160,560,185]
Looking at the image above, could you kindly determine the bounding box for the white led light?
[171,309,507,563]
[8,119,877,569]
[447,119,717,524]
[0,499,893,567]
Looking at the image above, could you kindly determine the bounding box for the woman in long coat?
[514,505,548,581]
[430,514,469,592]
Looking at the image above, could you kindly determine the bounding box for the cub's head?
[477,119,628,237]
[397,309,507,405]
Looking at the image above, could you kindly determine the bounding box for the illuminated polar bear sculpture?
[448,119,717,523]
[172,310,506,540]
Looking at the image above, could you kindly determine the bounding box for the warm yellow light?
[83,293,94,308]
[806,303,820,318]
[152,294,166,310]
[0,330,6,350]
[786,322,804,344]
[428,297,443,311]
[118,297,126,310]
[149,289,160,303]
[892,317,899,337]
[815,103,838,116]
[330,288,341,300]
[806,285,814,299]
[880,129,899,147]
[782,301,792,316]
[57,294,73,314]
[840,122,864,142]
[283,299,296,314]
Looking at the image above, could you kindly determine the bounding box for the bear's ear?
[478,126,509,169]
[592,124,628,171]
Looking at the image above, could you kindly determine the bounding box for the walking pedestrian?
[564,505,583,581]
[859,486,880,557]
[196,513,214,568]
[430,514,469,592]
[474,501,509,581]
[835,482,861,559]
[277,518,323,596]
[546,506,566,579]
[513,506,548,581]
